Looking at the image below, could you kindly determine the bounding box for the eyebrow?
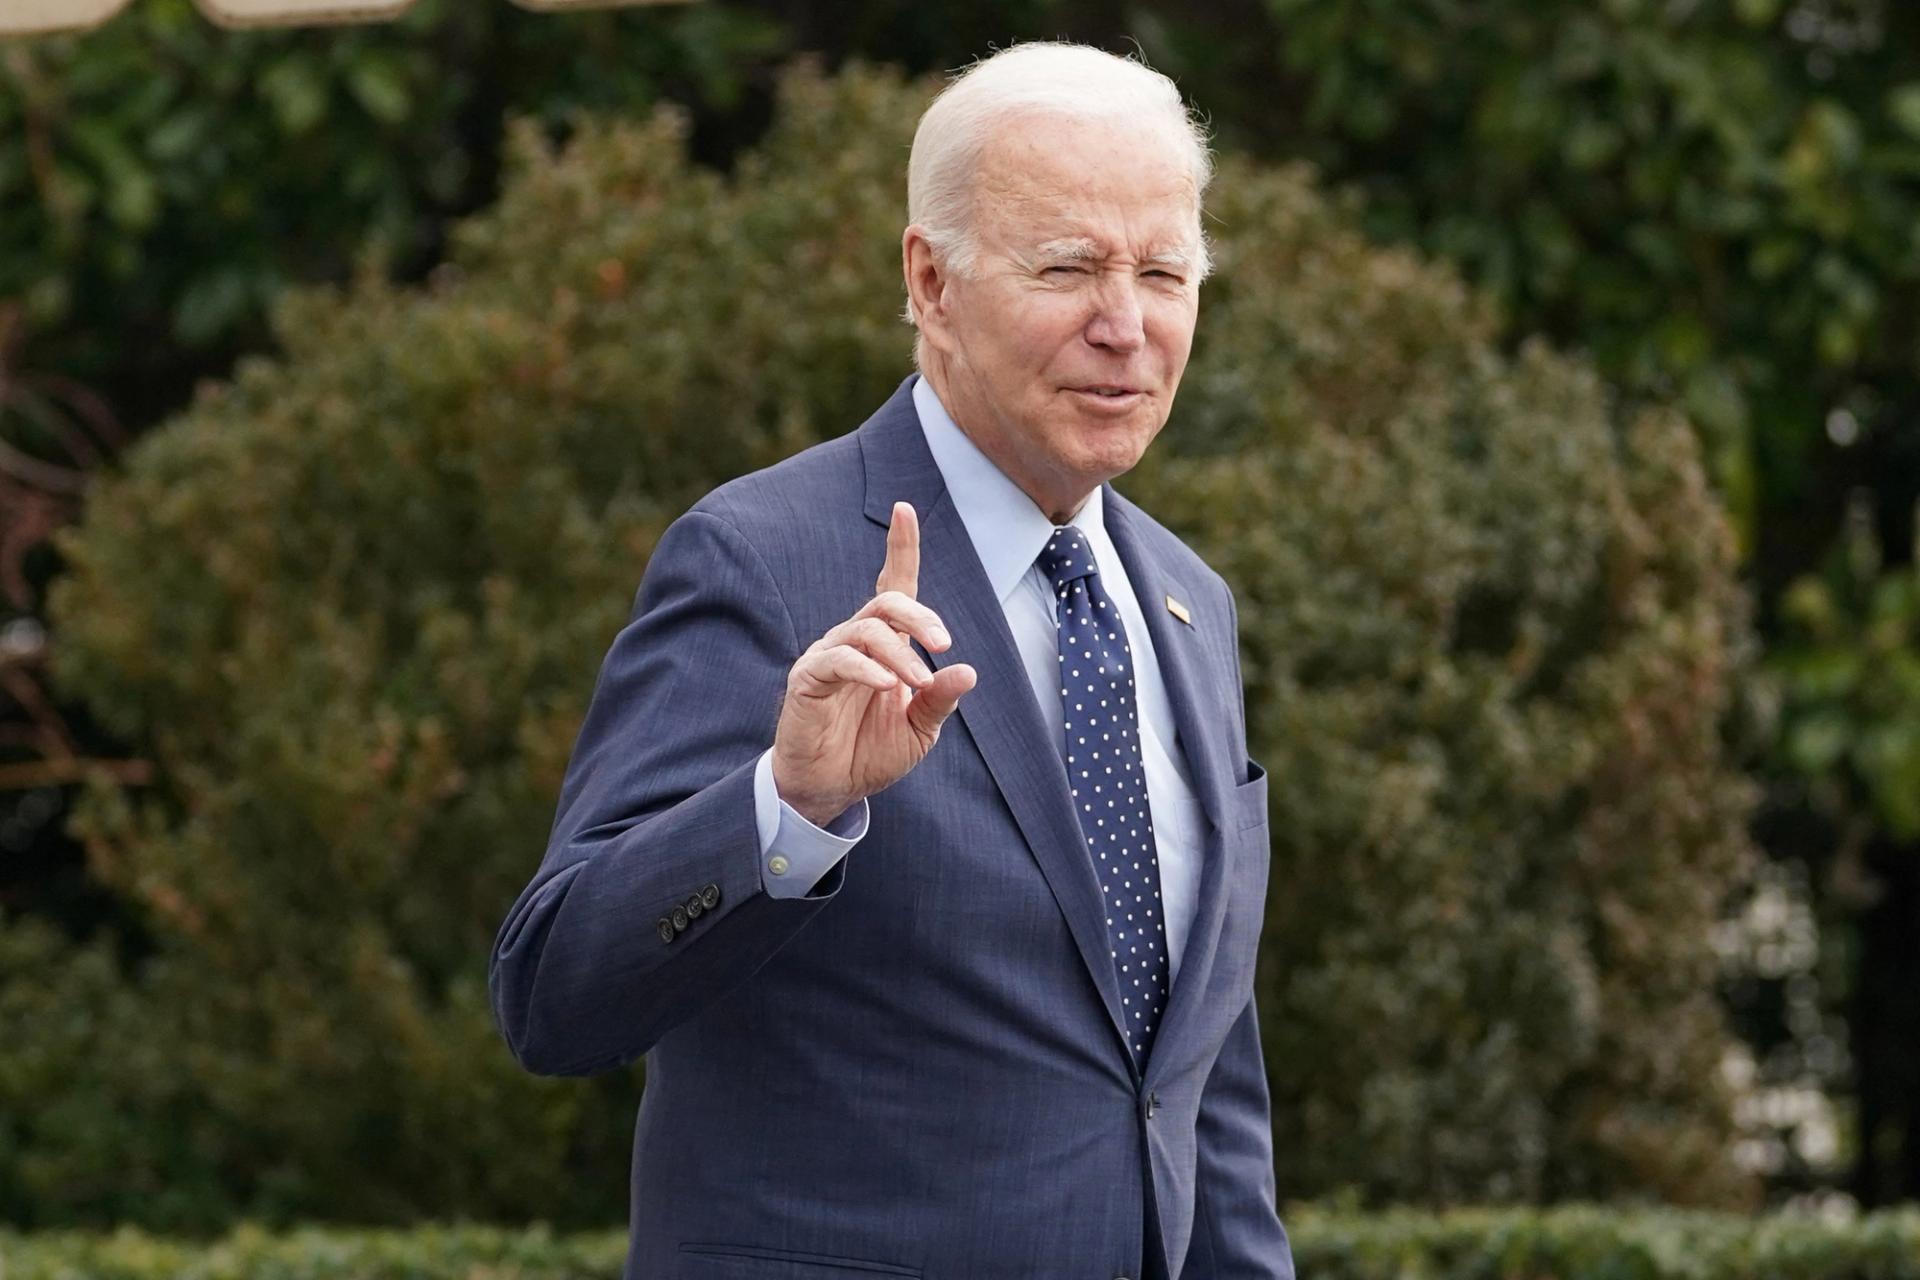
[1034,237,1102,262]
[1033,237,1195,272]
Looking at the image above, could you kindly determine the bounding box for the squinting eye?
[1044,265,1088,275]
[1146,270,1183,281]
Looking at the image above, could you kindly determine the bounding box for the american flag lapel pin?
[1165,594,1192,626]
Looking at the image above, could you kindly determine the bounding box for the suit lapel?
[1101,489,1236,1075]
[858,379,1136,1070]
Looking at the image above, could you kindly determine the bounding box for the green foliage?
[5,1209,1920,1279]
[1281,1204,1920,1280]
[0,1222,629,1278]
[1775,502,1920,840]
[1256,0,1918,548]
[0,0,781,397]
[1192,0,1920,1200]
[0,919,230,1229]
[1148,157,1758,1203]
[37,62,1756,1223]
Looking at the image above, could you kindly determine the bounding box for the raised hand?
[771,501,978,827]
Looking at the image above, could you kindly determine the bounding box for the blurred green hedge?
[26,62,1758,1226]
[5,1209,1919,1280]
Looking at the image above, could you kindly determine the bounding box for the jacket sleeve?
[1181,992,1296,1278]
[488,506,845,1076]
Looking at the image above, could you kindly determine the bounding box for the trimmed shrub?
[1161,158,1759,1203]
[35,61,1757,1223]
[5,1209,1919,1280]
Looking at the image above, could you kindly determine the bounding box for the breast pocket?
[1231,758,1270,832]
[1204,758,1271,999]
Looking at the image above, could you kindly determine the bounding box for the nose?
[1083,273,1145,354]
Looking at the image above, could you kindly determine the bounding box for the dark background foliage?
[28,61,1758,1226]
[1,0,1913,1221]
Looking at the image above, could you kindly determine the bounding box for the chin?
[1074,437,1152,483]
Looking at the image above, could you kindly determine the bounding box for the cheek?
[1009,296,1097,362]
[1146,297,1197,357]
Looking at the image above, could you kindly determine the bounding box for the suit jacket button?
[670,905,689,932]
[701,883,721,909]
[656,917,676,945]
[685,894,704,920]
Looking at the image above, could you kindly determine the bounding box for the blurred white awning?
[2,0,692,37]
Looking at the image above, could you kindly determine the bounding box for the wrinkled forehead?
[970,111,1203,257]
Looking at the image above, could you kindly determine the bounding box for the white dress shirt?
[751,374,1207,980]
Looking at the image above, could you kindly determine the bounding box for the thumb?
[907,663,976,740]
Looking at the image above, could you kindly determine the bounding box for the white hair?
[902,41,1215,332]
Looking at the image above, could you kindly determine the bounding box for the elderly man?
[489,41,1292,1280]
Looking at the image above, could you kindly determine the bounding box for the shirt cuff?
[753,748,868,898]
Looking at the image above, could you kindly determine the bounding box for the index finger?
[875,500,919,600]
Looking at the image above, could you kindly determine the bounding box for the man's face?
[921,112,1203,519]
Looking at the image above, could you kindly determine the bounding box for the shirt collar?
[911,373,1108,605]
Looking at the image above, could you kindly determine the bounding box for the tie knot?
[1037,525,1098,590]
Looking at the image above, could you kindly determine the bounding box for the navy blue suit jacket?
[489,376,1294,1279]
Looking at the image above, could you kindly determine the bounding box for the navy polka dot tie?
[1037,525,1169,1067]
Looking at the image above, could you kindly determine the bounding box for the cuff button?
[656,918,676,945]
[670,905,689,932]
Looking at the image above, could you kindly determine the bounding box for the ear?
[902,225,958,357]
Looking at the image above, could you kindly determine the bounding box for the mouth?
[1066,384,1148,413]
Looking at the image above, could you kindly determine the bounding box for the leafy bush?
[0,0,781,399]
[34,61,1757,1224]
[1163,154,1759,1203]
[0,919,226,1229]
[5,1209,1919,1280]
